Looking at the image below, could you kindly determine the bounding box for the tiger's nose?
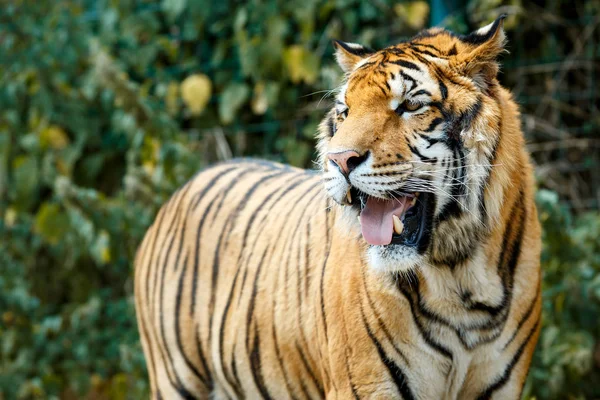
[327,150,367,175]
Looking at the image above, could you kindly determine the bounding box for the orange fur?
[135,16,541,399]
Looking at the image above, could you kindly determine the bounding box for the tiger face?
[321,17,507,273]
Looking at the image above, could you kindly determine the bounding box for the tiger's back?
[134,160,336,399]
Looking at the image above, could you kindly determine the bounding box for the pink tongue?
[360,197,410,246]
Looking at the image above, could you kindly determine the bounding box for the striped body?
[135,160,540,400]
[135,17,542,400]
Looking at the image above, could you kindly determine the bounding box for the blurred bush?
[0,0,598,399]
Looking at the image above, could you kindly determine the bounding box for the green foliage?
[524,191,600,399]
[0,0,598,399]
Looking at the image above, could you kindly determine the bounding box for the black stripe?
[407,51,434,72]
[360,304,415,400]
[333,40,374,56]
[391,59,421,71]
[420,136,441,148]
[234,174,313,312]
[249,324,274,400]
[424,117,444,133]
[435,150,464,224]
[412,89,431,97]
[460,187,529,341]
[174,254,210,388]
[479,120,501,221]
[355,61,377,71]
[327,115,335,136]
[418,49,445,59]
[360,270,410,366]
[154,185,192,387]
[411,42,442,53]
[189,166,245,315]
[208,171,289,392]
[399,71,416,92]
[192,165,259,322]
[378,84,388,96]
[272,316,297,399]
[140,206,168,390]
[460,15,507,45]
[298,380,312,400]
[190,193,220,315]
[152,185,189,318]
[270,183,321,399]
[304,220,312,303]
[208,170,288,322]
[407,143,436,163]
[503,283,539,350]
[439,80,448,100]
[286,186,325,394]
[462,100,483,130]
[346,353,361,400]
[475,318,539,400]
[295,342,325,396]
[194,327,212,392]
[395,273,453,360]
[319,210,333,343]
[245,247,270,350]
[156,186,199,399]
[219,175,312,396]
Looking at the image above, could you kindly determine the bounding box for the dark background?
[0,0,599,398]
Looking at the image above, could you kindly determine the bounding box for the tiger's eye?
[395,101,423,115]
[404,101,423,112]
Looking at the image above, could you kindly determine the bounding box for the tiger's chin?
[367,244,423,273]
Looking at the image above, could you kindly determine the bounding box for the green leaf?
[162,0,187,21]
[218,83,250,125]
[34,202,70,245]
[12,155,39,210]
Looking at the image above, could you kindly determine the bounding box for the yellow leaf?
[181,74,212,116]
[101,247,111,264]
[40,125,69,150]
[166,81,180,116]
[283,45,319,85]
[92,230,112,265]
[141,137,160,174]
[4,207,17,227]
[56,159,71,176]
[91,374,103,387]
[2,311,14,325]
[394,1,430,30]
[251,82,268,115]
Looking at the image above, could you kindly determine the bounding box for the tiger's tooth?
[357,216,361,224]
[392,215,404,235]
[346,190,352,204]
[411,197,417,206]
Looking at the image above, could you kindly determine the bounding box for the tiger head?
[320,16,510,273]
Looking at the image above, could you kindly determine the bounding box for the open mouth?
[348,187,434,252]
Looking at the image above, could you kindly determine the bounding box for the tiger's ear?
[333,40,374,73]
[453,15,507,89]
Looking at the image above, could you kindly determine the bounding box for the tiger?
[134,15,542,400]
